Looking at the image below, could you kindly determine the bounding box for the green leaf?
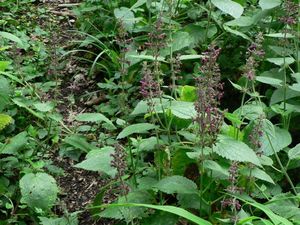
[259,0,282,10]
[20,173,58,210]
[1,132,28,155]
[169,101,196,119]
[0,77,10,111]
[74,146,117,177]
[0,31,24,48]
[265,33,295,38]
[39,213,79,225]
[75,113,115,129]
[236,196,293,225]
[179,85,197,102]
[225,16,254,27]
[223,25,252,41]
[97,203,212,225]
[256,76,283,86]
[154,175,198,194]
[64,135,95,152]
[267,57,295,67]
[160,32,192,56]
[270,87,300,105]
[179,55,203,60]
[114,7,135,31]
[117,123,157,139]
[211,0,244,18]
[214,135,262,166]
[33,102,55,112]
[241,168,275,184]
[0,114,13,131]
[289,83,300,92]
[288,144,300,160]
[203,160,229,179]
[260,126,292,156]
[12,98,44,120]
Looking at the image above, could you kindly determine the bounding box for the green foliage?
[20,173,58,211]
[0,114,12,131]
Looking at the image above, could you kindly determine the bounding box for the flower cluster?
[243,32,265,80]
[280,0,298,26]
[140,61,161,99]
[221,161,242,223]
[194,45,224,147]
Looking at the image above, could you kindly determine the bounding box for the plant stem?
[266,133,297,195]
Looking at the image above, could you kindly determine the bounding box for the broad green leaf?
[1,132,28,155]
[256,76,283,86]
[117,123,157,139]
[259,0,282,10]
[114,7,135,31]
[270,87,300,105]
[289,83,300,92]
[0,77,10,111]
[234,103,265,120]
[64,135,96,152]
[241,168,275,184]
[39,213,79,225]
[265,33,295,38]
[203,160,229,179]
[179,55,203,60]
[288,144,300,160]
[214,135,262,166]
[154,175,198,194]
[224,25,252,41]
[267,57,295,67]
[12,98,44,120]
[33,102,55,112]
[211,0,244,18]
[169,101,196,119]
[74,146,117,177]
[130,0,147,10]
[99,191,153,222]
[236,196,293,225]
[160,32,192,56]
[225,16,254,27]
[0,114,13,131]
[75,113,115,128]
[260,126,292,156]
[0,31,24,48]
[179,85,197,102]
[0,61,10,71]
[20,173,58,210]
[131,98,170,115]
[97,203,212,225]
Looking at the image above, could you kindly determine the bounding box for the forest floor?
[39,1,114,224]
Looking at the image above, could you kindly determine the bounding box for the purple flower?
[194,45,224,147]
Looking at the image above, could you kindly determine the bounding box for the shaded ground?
[40,1,114,224]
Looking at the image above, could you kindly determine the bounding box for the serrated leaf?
[203,160,229,179]
[20,173,58,210]
[241,167,275,184]
[154,175,198,194]
[267,57,295,67]
[224,25,252,41]
[0,114,13,131]
[0,31,24,48]
[265,33,295,38]
[33,102,55,112]
[259,0,282,10]
[260,126,291,156]
[211,0,244,18]
[214,135,262,166]
[1,131,28,155]
[256,76,283,86]
[75,113,115,129]
[74,146,117,177]
[114,7,135,31]
[117,123,157,139]
[288,144,300,160]
[64,135,95,152]
[169,101,196,119]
